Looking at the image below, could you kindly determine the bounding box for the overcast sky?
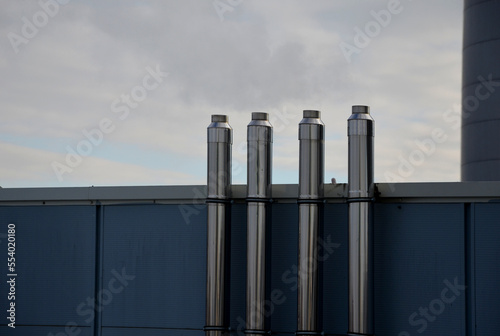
[0,0,463,188]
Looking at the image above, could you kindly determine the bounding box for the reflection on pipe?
[347,105,374,336]
[297,110,324,336]
[205,115,232,336]
[246,112,273,336]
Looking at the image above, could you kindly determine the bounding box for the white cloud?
[0,1,463,187]
[0,142,200,187]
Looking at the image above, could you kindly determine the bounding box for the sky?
[0,0,463,188]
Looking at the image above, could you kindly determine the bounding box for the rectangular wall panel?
[474,203,500,336]
[322,203,348,335]
[229,203,247,334]
[101,204,206,329]
[374,203,466,336]
[0,205,96,333]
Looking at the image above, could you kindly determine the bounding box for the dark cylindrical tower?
[461,0,500,181]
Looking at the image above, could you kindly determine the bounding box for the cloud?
[0,1,463,187]
[0,141,200,187]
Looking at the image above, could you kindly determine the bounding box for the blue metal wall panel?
[0,199,492,335]
[268,203,298,334]
[322,203,348,335]
[374,203,466,336]
[474,203,500,336]
[100,204,206,330]
[228,203,301,335]
[229,204,246,335]
[228,203,350,336]
[0,205,96,331]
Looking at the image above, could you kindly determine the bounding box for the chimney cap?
[211,115,228,122]
[252,112,268,120]
[352,105,370,114]
[303,110,321,118]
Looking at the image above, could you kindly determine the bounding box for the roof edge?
[0,182,499,203]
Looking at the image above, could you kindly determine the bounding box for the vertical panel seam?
[93,203,104,336]
[465,203,476,336]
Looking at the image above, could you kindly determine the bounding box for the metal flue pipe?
[246,112,273,336]
[347,106,374,336]
[297,110,324,336]
[205,115,232,336]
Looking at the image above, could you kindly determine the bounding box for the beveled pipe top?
[303,110,321,118]
[252,112,268,121]
[352,106,370,114]
[211,115,228,122]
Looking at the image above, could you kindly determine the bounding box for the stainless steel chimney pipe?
[246,112,273,336]
[205,115,232,336]
[347,106,374,336]
[297,110,324,336]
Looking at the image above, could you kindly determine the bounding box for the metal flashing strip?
[0,182,500,204]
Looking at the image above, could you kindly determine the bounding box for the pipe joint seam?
[295,331,324,336]
[244,329,271,335]
[297,199,325,204]
[204,326,228,332]
[346,197,375,203]
[245,197,273,203]
[206,198,232,204]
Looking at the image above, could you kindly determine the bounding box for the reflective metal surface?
[348,106,374,336]
[246,112,272,335]
[246,202,268,332]
[299,110,325,200]
[297,110,324,335]
[207,115,232,200]
[247,112,273,199]
[206,115,232,336]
